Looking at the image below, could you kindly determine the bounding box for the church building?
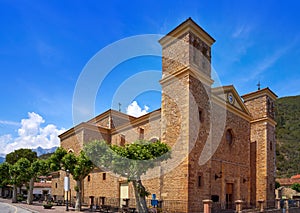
[51,18,277,212]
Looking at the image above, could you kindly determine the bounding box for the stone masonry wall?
[83,128,111,144]
[244,94,276,207]
[61,130,84,154]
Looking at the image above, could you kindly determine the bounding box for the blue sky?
[0,0,300,154]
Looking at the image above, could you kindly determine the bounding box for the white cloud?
[0,134,13,156]
[0,120,19,126]
[126,101,149,117]
[240,43,293,83]
[232,24,253,39]
[1,112,65,155]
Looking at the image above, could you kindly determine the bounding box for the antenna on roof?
[257,81,261,90]
[118,103,121,112]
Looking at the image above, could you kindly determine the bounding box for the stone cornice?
[160,66,214,87]
[242,87,278,101]
[211,95,252,121]
[111,109,161,134]
[159,18,215,48]
[213,85,252,116]
[87,109,136,126]
[250,117,277,126]
[59,122,110,141]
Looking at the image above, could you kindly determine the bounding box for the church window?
[139,128,144,140]
[103,173,106,180]
[198,176,202,187]
[199,109,204,123]
[55,183,57,188]
[226,129,234,145]
[120,134,125,146]
[87,175,91,182]
[202,47,207,57]
[150,137,159,143]
[270,141,273,151]
[211,195,219,202]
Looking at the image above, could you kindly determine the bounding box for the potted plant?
[43,200,53,209]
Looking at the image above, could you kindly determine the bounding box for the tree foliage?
[63,151,94,181]
[275,95,300,177]
[275,181,281,189]
[0,162,10,187]
[5,148,37,165]
[9,158,32,203]
[84,140,170,213]
[48,147,67,171]
[85,140,170,179]
[291,183,300,192]
[49,147,94,211]
[26,158,51,204]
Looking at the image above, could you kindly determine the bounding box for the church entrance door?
[225,183,233,209]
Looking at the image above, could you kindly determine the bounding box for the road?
[0,202,32,213]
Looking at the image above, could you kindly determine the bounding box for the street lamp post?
[64,169,70,211]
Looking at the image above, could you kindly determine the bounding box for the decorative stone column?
[276,198,281,209]
[235,200,243,213]
[258,200,264,212]
[203,199,213,213]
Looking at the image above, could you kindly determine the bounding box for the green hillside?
[275,95,300,178]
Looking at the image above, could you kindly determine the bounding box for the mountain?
[32,146,58,157]
[0,147,57,164]
[275,95,300,178]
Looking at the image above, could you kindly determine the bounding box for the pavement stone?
[0,198,91,212]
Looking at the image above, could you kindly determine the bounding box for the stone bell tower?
[242,88,277,208]
[159,18,215,212]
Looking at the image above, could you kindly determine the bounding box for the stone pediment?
[212,85,251,118]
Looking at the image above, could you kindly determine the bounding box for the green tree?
[84,140,170,213]
[291,183,300,192]
[27,159,50,204]
[49,147,94,211]
[6,148,37,164]
[0,162,10,188]
[9,158,32,203]
[62,151,94,211]
[48,147,67,171]
[5,149,38,203]
[275,181,281,189]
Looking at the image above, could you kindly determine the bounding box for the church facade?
[51,18,277,212]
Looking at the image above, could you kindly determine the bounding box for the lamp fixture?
[215,172,222,180]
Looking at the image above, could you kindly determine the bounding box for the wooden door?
[226,183,233,209]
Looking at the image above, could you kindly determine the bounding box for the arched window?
[226,129,234,145]
[68,149,74,153]
[150,137,159,143]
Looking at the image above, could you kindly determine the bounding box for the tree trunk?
[12,184,17,203]
[75,180,82,211]
[27,177,34,204]
[132,179,148,213]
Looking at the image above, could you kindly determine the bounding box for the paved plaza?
[0,198,91,213]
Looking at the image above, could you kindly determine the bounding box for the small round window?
[226,129,234,145]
